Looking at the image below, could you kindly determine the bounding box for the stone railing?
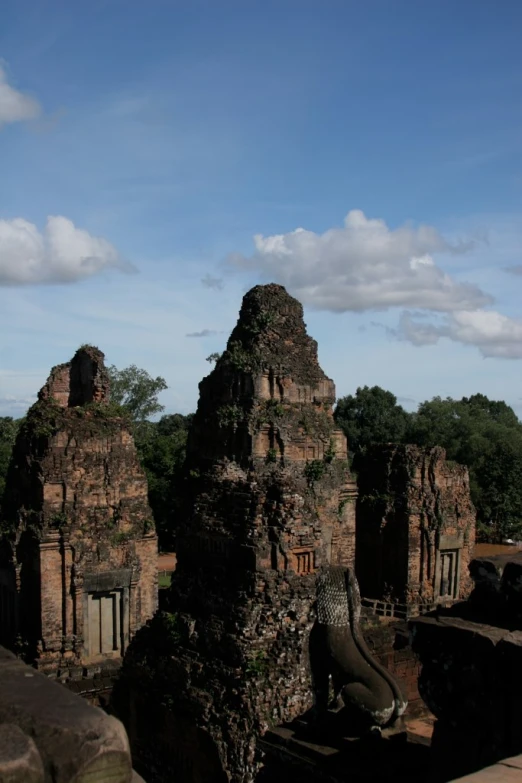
[0,646,144,782]
[361,596,457,620]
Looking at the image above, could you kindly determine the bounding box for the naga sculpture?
[309,566,407,734]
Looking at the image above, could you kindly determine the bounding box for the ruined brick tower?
[116,284,356,783]
[0,346,158,678]
[356,444,476,613]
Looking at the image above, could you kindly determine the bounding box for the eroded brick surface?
[356,444,476,607]
[0,346,158,677]
[115,284,357,783]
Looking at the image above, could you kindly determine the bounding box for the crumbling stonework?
[0,346,158,679]
[356,445,475,609]
[411,552,522,781]
[115,284,356,783]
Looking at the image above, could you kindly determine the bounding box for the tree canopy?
[107,364,168,422]
[334,385,410,455]
[335,388,522,543]
[0,417,19,500]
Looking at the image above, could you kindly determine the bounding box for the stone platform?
[257,717,431,782]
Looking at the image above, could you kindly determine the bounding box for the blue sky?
[1,0,521,419]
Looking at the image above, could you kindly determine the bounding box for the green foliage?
[226,341,260,373]
[158,572,171,589]
[265,447,277,463]
[50,512,68,529]
[110,530,134,546]
[246,310,277,335]
[0,417,20,499]
[298,408,334,440]
[162,611,182,643]
[107,364,168,422]
[24,400,62,438]
[334,386,410,454]
[408,394,522,541]
[142,518,155,534]
[304,459,326,485]
[335,386,522,543]
[206,352,222,364]
[245,650,269,677]
[324,439,336,464]
[133,413,192,552]
[264,399,285,418]
[216,404,243,428]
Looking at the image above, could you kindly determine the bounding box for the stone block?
[0,723,44,783]
[0,648,132,783]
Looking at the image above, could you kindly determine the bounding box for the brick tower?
[0,346,158,680]
[116,284,357,783]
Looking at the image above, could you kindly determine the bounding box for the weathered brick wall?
[115,284,358,783]
[356,445,475,606]
[0,346,158,678]
[361,617,424,713]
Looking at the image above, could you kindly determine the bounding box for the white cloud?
[186,329,221,338]
[0,64,41,128]
[229,209,490,313]
[397,310,522,359]
[505,265,522,276]
[201,274,224,291]
[0,216,135,285]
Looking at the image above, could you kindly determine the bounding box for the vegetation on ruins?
[245,649,269,677]
[0,417,19,499]
[216,403,244,429]
[2,364,521,548]
[335,387,522,543]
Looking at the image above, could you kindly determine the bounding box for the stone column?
[39,533,63,656]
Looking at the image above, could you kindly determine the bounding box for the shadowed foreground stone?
[0,647,132,783]
[410,553,522,782]
[0,723,44,783]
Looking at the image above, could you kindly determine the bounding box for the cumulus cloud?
[504,265,522,276]
[201,274,224,291]
[397,310,522,359]
[0,64,41,128]
[0,215,134,285]
[229,209,489,313]
[186,329,221,338]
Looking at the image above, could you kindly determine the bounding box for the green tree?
[135,413,193,551]
[334,386,410,456]
[0,417,20,500]
[474,439,522,542]
[408,395,522,542]
[107,364,168,422]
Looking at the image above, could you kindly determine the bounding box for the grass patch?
[158,572,172,589]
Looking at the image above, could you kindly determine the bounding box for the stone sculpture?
[310,566,407,734]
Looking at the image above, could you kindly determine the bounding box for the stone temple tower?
[116,284,357,783]
[0,346,158,680]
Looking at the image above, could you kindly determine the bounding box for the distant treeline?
[334,386,522,545]
[1,369,521,549]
